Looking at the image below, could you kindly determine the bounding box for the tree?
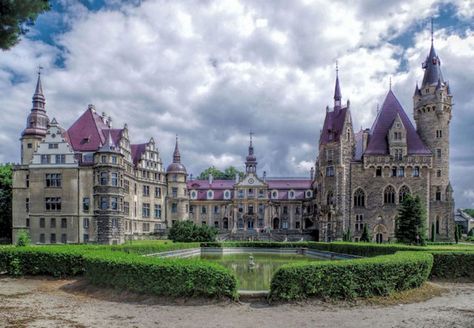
[360,224,370,242]
[395,194,427,245]
[197,166,244,180]
[168,221,217,242]
[0,0,50,50]
[0,164,13,242]
[16,229,30,246]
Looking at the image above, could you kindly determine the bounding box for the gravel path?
[1,277,474,328]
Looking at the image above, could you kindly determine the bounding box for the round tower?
[166,136,189,226]
[21,71,49,164]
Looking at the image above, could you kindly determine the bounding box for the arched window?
[327,191,334,205]
[435,187,442,201]
[353,188,365,207]
[384,186,395,204]
[399,185,410,203]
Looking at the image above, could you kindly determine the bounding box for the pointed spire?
[173,134,181,163]
[414,81,422,96]
[245,131,257,173]
[22,70,49,137]
[421,18,444,87]
[99,130,117,152]
[32,67,45,111]
[436,78,442,90]
[334,61,342,108]
[248,131,254,156]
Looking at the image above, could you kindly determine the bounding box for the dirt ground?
[1,277,474,328]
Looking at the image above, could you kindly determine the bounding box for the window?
[283,206,288,215]
[295,221,301,229]
[45,173,61,187]
[61,218,67,228]
[142,203,150,217]
[173,174,177,182]
[55,154,66,164]
[355,214,364,231]
[248,205,254,215]
[41,154,51,164]
[25,198,29,212]
[50,233,56,243]
[112,218,118,229]
[83,234,89,243]
[437,170,441,177]
[26,174,29,187]
[26,218,30,227]
[327,191,334,205]
[399,185,410,203]
[326,166,335,177]
[272,191,278,199]
[124,180,130,193]
[101,155,107,163]
[413,166,420,177]
[45,197,61,211]
[436,149,442,159]
[172,187,178,198]
[353,188,365,207]
[376,167,382,177]
[436,217,440,234]
[394,132,402,140]
[201,206,207,214]
[50,218,56,228]
[124,202,130,215]
[289,190,295,199]
[172,203,178,213]
[39,233,45,243]
[190,205,194,214]
[111,155,117,164]
[326,149,334,161]
[100,172,108,185]
[397,167,405,177]
[224,190,231,199]
[82,197,90,212]
[155,187,161,198]
[100,197,108,210]
[143,185,150,197]
[435,187,442,201]
[238,190,244,199]
[40,217,45,228]
[384,186,396,204]
[238,204,243,213]
[111,173,118,186]
[436,130,443,138]
[392,167,397,177]
[154,204,162,218]
[27,143,32,149]
[143,223,150,232]
[214,205,219,214]
[214,221,219,228]
[83,218,89,229]
[394,149,403,161]
[61,233,67,243]
[111,197,118,210]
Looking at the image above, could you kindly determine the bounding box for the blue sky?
[0,0,474,208]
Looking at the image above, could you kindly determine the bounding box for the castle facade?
[12,36,454,244]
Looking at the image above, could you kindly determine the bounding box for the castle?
[12,34,454,244]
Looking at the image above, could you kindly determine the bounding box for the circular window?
[224,190,231,199]
[191,190,197,199]
[272,191,278,199]
[207,190,213,199]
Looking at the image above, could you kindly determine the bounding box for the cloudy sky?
[0,0,473,207]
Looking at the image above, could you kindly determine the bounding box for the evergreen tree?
[196,166,244,180]
[0,164,12,241]
[395,194,427,245]
[360,224,370,242]
[431,222,436,242]
[455,225,459,244]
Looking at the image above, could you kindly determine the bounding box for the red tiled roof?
[131,143,147,166]
[67,108,110,152]
[365,90,431,156]
[320,107,348,145]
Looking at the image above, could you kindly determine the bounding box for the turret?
[166,135,189,225]
[245,132,257,174]
[21,71,50,164]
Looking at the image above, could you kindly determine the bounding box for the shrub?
[395,194,427,245]
[269,251,433,301]
[168,221,217,242]
[360,224,370,242]
[430,251,474,280]
[111,241,200,255]
[16,229,31,247]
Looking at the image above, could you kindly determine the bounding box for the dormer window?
[224,190,231,200]
[305,190,313,198]
[271,190,278,199]
[190,190,197,199]
[288,190,295,199]
[207,190,214,200]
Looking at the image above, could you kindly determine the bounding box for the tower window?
[392,167,397,177]
[384,186,395,204]
[437,170,441,177]
[376,167,382,177]
[413,166,420,177]
[397,167,405,177]
[353,189,365,207]
[435,187,442,201]
[436,130,443,138]
[27,143,32,149]
[326,166,335,177]
[436,149,442,158]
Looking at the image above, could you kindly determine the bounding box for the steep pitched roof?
[365,90,431,156]
[67,108,110,151]
[320,107,348,145]
[422,44,444,87]
[130,143,147,166]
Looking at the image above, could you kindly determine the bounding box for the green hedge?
[430,251,474,280]
[110,241,200,255]
[0,245,237,299]
[269,251,433,301]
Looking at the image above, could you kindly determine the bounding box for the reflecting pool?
[201,253,325,291]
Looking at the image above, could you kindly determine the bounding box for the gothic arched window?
[399,185,410,203]
[353,188,365,207]
[435,187,442,201]
[384,186,395,204]
[327,191,334,206]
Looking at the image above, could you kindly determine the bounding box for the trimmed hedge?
[430,251,474,280]
[269,251,433,301]
[0,245,237,299]
[110,241,200,255]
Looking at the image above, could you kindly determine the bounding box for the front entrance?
[223,218,229,230]
[247,219,254,230]
[376,233,383,243]
[273,217,280,229]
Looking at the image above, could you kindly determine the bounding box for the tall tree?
[395,194,427,245]
[197,166,244,180]
[0,164,13,241]
[360,224,370,242]
[0,0,50,50]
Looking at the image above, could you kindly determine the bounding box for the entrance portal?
[273,217,280,229]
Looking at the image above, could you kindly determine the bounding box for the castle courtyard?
[1,277,474,328]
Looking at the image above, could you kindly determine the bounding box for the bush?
[168,221,217,242]
[110,240,200,255]
[430,251,474,280]
[269,251,433,301]
[16,230,31,247]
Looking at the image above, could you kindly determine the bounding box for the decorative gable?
[388,113,407,159]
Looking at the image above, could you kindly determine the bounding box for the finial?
[430,17,434,45]
[37,65,43,76]
[389,76,392,90]
[249,130,254,145]
[335,60,339,76]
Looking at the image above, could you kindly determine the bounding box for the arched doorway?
[223,217,229,230]
[373,224,388,244]
[376,233,383,243]
[273,217,280,229]
[247,219,254,230]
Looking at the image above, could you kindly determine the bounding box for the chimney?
[263,171,266,182]
[347,99,350,108]
[108,116,112,128]
[88,104,96,112]
[362,129,370,153]
[101,112,107,124]
[310,167,314,180]
[235,173,239,183]
[208,173,213,185]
